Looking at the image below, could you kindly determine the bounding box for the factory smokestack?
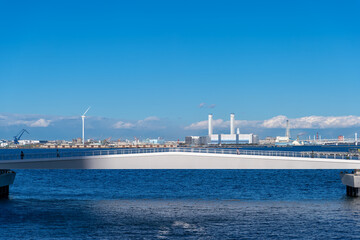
[286,120,290,139]
[230,113,235,135]
[355,133,358,146]
[208,114,213,136]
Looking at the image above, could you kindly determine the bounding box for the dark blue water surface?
[2,169,360,239]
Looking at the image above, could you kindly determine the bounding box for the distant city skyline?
[1,1,359,139]
[0,112,359,141]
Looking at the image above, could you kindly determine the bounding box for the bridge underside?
[0,152,359,169]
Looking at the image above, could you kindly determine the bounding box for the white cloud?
[294,115,360,129]
[113,121,135,129]
[8,118,52,128]
[29,119,51,127]
[185,115,360,130]
[113,116,163,129]
[0,113,72,128]
[184,120,207,130]
[262,115,288,128]
[262,115,360,129]
[185,119,224,130]
[142,116,160,121]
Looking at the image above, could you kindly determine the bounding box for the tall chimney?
[208,114,213,135]
[230,113,235,135]
[286,120,290,138]
[355,133,358,145]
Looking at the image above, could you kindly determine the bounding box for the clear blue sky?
[0,1,359,140]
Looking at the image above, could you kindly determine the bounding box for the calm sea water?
[1,169,360,239]
[1,146,360,239]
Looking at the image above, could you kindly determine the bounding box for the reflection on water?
[1,170,360,239]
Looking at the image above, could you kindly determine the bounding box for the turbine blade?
[83,106,91,116]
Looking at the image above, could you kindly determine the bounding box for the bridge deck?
[0,148,359,169]
[1,147,359,161]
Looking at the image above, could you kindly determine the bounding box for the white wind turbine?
[81,107,91,144]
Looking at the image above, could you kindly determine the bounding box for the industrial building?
[145,138,165,144]
[185,136,209,146]
[185,113,259,146]
[208,113,259,145]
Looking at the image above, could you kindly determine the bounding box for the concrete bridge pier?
[0,185,9,198]
[0,170,16,199]
[341,169,360,197]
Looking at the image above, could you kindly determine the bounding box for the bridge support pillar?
[0,185,9,199]
[341,169,360,197]
[0,170,16,199]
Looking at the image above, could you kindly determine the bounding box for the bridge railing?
[171,148,359,160]
[0,148,172,161]
[0,147,359,161]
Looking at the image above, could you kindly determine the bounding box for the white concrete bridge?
[1,148,360,197]
[0,147,360,169]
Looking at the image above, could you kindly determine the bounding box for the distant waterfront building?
[209,133,258,145]
[185,136,209,146]
[186,114,259,146]
[208,114,259,145]
[275,136,291,145]
[145,138,165,144]
[18,140,40,145]
[0,140,8,148]
[260,137,276,145]
[72,138,82,144]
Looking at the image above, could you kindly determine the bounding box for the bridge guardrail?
[0,148,359,161]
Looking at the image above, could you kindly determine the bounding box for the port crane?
[103,137,112,144]
[14,129,29,144]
